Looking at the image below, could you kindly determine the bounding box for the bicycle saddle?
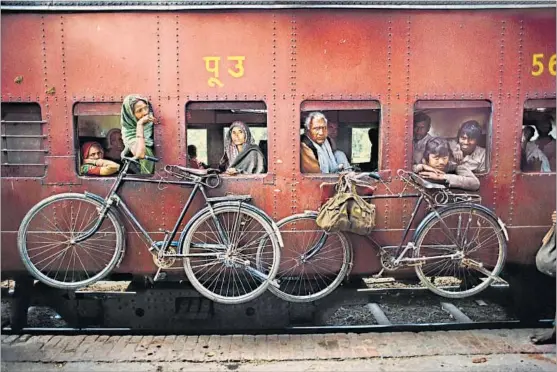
[410,173,446,190]
[165,165,219,177]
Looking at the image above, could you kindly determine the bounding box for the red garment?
[188,157,203,169]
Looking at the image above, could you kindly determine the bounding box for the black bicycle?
[268,169,508,302]
[17,155,282,305]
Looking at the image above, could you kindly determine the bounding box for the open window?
[521,99,556,173]
[1,103,47,177]
[413,100,492,174]
[186,101,267,175]
[73,102,128,177]
[300,101,381,174]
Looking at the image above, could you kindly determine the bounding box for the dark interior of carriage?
[413,100,492,174]
[299,101,381,173]
[185,101,268,171]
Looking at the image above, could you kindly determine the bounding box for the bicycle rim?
[269,213,352,303]
[414,206,506,298]
[18,193,124,290]
[183,205,280,305]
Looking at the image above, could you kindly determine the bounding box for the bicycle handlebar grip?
[144,155,160,163]
[368,172,382,181]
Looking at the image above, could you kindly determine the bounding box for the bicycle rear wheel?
[268,212,352,303]
[18,193,125,290]
[413,205,507,298]
[182,204,280,305]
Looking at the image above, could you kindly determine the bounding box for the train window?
[186,101,267,175]
[521,100,556,173]
[300,101,381,174]
[73,102,126,177]
[1,103,47,177]
[413,100,492,174]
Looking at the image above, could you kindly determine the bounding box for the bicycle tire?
[268,212,352,303]
[17,193,125,290]
[413,205,507,298]
[182,204,280,305]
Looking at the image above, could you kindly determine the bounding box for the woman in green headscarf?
[120,94,156,174]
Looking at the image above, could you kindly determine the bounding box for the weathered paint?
[1,8,555,278]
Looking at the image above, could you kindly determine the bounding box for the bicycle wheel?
[268,212,352,303]
[18,193,125,290]
[413,205,507,298]
[182,204,280,305]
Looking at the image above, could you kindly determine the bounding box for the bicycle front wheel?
[18,193,125,290]
[413,205,507,298]
[182,204,280,305]
[269,212,352,303]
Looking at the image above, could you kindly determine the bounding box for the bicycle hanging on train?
[267,169,508,302]
[17,153,282,305]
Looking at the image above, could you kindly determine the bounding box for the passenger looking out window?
[300,112,350,174]
[80,142,120,176]
[413,113,433,165]
[120,95,157,174]
[448,120,486,173]
[187,144,207,169]
[521,124,552,173]
[104,128,125,165]
[413,137,480,191]
[218,121,266,175]
[533,116,556,171]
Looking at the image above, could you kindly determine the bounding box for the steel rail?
[2,318,553,336]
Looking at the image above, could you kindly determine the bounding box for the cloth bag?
[316,176,376,235]
[536,225,556,277]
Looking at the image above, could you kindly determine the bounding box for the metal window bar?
[2,149,49,152]
[1,120,48,124]
[1,135,47,138]
[1,119,48,169]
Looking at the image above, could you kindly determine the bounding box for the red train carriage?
[1,0,555,321]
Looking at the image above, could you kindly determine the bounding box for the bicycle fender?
[83,191,127,266]
[412,204,509,243]
[177,202,284,254]
[84,191,106,204]
[211,202,284,248]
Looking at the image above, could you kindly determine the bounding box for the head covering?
[224,121,255,165]
[120,94,154,148]
[81,141,104,160]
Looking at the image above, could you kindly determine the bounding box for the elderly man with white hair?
[300,111,350,173]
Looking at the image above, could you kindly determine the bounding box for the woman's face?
[88,145,103,160]
[133,100,149,120]
[231,127,246,146]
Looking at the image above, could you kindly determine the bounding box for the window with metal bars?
[1,103,47,177]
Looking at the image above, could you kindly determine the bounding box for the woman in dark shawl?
[219,121,266,175]
[120,94,156,174]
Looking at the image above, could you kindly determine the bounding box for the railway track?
[1,281,554,336]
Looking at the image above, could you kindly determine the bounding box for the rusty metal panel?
[1,14,44,100]
[63,13,160,98]
[178,12,275,94]
[520,11,556,95]
[409,11,503,95]
[294,10,390,96]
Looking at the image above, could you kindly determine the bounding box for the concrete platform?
[1,329,556,371]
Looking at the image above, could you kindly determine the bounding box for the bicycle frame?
[75,160,244,259]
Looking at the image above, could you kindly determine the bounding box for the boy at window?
[301,112,350,173]
[413,112,433,164]
[449,120,486,173]
[413,137,480,191]
[80,141,120,176]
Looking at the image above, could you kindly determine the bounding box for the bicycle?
[17,154,282,305]
[268,169,508,302]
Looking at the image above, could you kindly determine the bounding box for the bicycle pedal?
[153,269,167,282]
